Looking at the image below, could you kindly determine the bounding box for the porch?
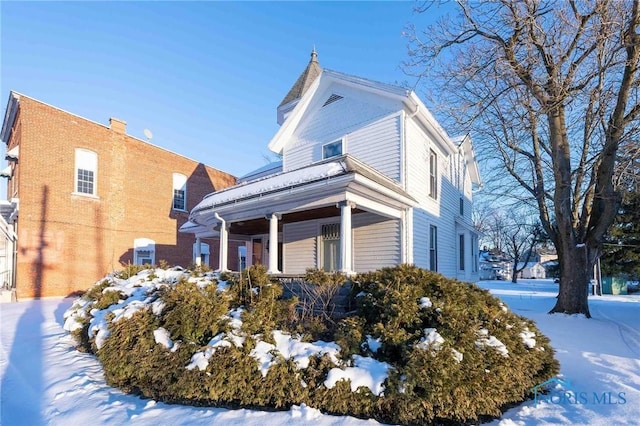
[180,155,417,275]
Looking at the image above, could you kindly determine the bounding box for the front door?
[252,238,263,266]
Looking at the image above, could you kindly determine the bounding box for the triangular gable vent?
[322,94,344,107]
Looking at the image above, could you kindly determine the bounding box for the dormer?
[277,48,322,126]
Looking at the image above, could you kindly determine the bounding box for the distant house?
[516,262,546,279]
[182,50,482,281]
[0,92,238,299]
[479,250,512,280]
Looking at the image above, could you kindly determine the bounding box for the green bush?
[116,263,152,279]
[159,279,230,346]
[66,264,559,425]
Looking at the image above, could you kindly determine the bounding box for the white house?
[516,262,546,279]
[181,50,482,282]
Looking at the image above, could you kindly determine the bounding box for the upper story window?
[429,149,438,199]
[322,139,343,160]
[75,148,97,196]
[172,173,187,211]
[459,197,464,216]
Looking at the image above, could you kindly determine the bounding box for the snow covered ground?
[1,279,639,425]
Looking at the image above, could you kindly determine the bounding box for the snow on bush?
[64,264,559,425]
[476,328,510,357]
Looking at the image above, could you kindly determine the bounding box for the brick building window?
[172,173,187,211]
[134,238,155,265]
[74,149,97,196]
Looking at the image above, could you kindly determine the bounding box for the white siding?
[282,212,400,274]
[284,82,402,173]
[411,209,430,269]
[404,116,475,280]
[283,221,317,274]
[348,114,401,181]
[353,212,400,272]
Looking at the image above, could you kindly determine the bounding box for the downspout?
[403,95,420,265]
[214,212,228,272]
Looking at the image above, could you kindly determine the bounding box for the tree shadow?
[1,186,47,424]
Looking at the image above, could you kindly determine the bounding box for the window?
[172,173,187,211]
[322,140,343,160]
[459,197,464,216]
[193,242,210,266]
[429,150,438,199]
[134,238,155,266]
[75,149,97,196]
[429,225,438,272]
[471,235,478,273]
[459,234,466,271]
[321,223,340,271]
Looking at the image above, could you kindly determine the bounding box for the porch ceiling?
[227,205,365,235]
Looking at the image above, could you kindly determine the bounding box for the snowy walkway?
[479,280,640,425]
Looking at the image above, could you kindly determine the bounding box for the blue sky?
[1,1,447,179]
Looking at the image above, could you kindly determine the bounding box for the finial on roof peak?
[311,46,318,62]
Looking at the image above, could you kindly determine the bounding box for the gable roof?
[453,134,482,186]
[278,48,322,108]
[1,92,21,144]
[268,68,459,156]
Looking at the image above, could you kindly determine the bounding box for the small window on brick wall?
[173,173,187,211]
[134,238,155,266]
[74,149,97,196]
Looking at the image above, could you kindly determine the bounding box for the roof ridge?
[278,49,322,107]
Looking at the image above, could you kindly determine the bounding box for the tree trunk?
[550,244,592,317]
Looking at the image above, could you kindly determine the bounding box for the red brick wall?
[9,96,238,298]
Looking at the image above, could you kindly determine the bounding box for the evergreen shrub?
[65,264,558,425]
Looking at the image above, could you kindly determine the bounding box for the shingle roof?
[278,48,322,107]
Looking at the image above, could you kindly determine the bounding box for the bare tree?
[406,0,640,316]
[503,221,545,284]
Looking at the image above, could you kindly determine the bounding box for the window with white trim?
[429,225,438,272]
[322,140,343,160]
[459,234,466,271]
[172,173,187,211]
[429,150,438,199]
[134,238,155,266]
[471,235,478,273]
[75,149,97,196]
[193,242,210,266]
[321,223,340,272]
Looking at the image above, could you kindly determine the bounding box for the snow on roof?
[237,160,283,183]
[516,262,542,269]
[192,159,347,213]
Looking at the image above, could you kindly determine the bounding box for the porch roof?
[183,155,417,235]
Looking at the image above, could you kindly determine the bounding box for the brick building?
[0,92,239,299]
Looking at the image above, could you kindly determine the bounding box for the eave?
[186,155,417,233]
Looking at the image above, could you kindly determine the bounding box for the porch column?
[195,236,202,267]
[214,213,228,272]
[267,213,281,274]
[339,201,356,274]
